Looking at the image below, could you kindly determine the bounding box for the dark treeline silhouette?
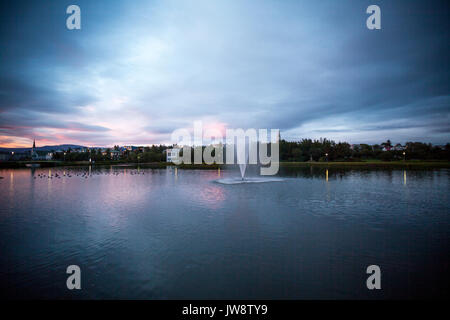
[176,139,449,162]
[52,145,166,162]
[36,139,450,163]
[279,139,450,161]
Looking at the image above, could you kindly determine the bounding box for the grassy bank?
[280,160,450,168]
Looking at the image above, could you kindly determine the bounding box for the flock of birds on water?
[32,169,147,180]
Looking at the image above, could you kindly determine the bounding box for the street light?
[403,151,406,161]
[325,153,328,163]
[64,152,66,162]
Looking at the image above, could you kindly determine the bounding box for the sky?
[0,0,449,147]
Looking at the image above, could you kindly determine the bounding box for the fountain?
[215,175,284,184]
[237,139,249,180]
[216,140,283,184]
[239,163,247,180]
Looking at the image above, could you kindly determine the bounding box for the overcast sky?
[0,0,449,147]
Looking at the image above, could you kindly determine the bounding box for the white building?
[166,147,180,163]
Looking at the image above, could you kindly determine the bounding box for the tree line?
[52,145,165,162]
[50,139,449,163]
[279,139,450,161]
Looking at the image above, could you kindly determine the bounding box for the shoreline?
[279,161,450,168]
[0,160,449,169]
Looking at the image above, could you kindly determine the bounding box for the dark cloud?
[0,0,448,146]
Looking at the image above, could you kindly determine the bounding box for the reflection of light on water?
[9,171,14,193]
[218,168,221,177]
[197,184,225,209]
[325,169,331,201]
[175,167,178,180]
[403,170,407,185]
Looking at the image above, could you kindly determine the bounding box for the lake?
[0,166,448,299]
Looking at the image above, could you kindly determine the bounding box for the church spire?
[32,139,36,149]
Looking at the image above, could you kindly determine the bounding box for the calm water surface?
[0,166,449,299]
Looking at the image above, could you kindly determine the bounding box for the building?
[30,139,53,160]
[31,139,38,160]
[110,150,121,160]
[393,144,405,151]
[124,146,144,152]
[166,147,180,163]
